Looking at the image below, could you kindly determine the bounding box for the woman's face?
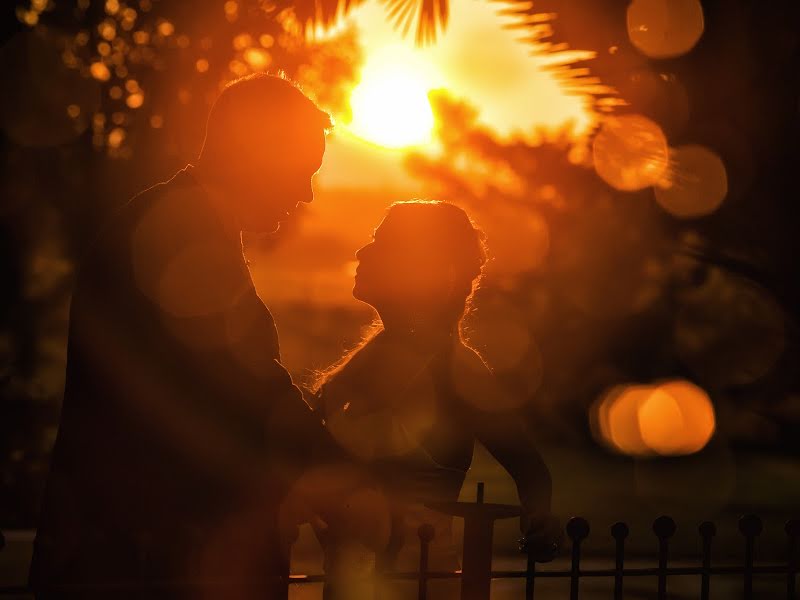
[353,211,455,313]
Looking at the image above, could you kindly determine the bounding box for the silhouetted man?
[31,74,332,598]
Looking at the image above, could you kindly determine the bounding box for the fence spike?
[785,520,799,600]
[417,524,435,600]
[653,516,676,600]
[566,518,589,600]
[740,514,763,600]
[699,521,716,600]
[611,522,628,600]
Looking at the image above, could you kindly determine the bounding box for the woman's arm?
[473,409,561,560]
[472,409,552,515]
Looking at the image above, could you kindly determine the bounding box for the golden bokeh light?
[232,33,252,50]
[90,61,111,81]
[98,20,116,41]
[157,20,175,37]
[126,92,144,109]
[604,385,652,455]
[592,380,716,457]
[224,0,238,22]
[592,114,669,191]
[627,0,705,59]
[133,30,149,45]
[243,47,271,70]
[349,55,435,148]
[655,144,728,218]
[1,30,99,147]
[652,380,716,454]
[107,127,125,148]
[638,387,687,455]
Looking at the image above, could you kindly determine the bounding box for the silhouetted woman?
[309,200,557,598]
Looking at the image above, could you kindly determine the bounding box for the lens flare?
[592,380,716,457]
[592,114,669,191]
[655,144,728,218]
[627,0,705,59]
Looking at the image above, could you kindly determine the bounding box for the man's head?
[197,73,331,233]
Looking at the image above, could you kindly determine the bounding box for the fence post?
[653,516,676,600]
[698,521,716,600]
[429,482,521,600]
[786,520,799,600]
[611,522,628,600]
[740,515,763,600]
[417,524,435,600]
[524,543,536,600]
[566,517,589,600]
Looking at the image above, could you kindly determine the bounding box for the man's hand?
[518,514,562,563]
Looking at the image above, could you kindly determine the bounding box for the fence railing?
[1,482,798,599]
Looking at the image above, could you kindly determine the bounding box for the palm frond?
[287,0,367,32]
[381,0,449,45]
[491,0,624,114]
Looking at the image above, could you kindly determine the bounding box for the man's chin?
[242,219,282,235]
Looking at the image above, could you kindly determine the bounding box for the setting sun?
[348,56,435,148]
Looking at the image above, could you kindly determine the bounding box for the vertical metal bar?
[653,516,676,600]
[525,543,536,600]
[699,522,716,600]
[566,518,589,600]
[418,524,435,600]
[739,515,763,600]
[786,520,799,600]
[611,523,628,600]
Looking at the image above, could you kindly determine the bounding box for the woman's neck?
[378,312,460,348]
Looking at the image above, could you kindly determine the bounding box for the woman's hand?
[518,514,562,563]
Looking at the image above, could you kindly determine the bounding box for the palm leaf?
[491,0,622,113]
[381,0,449,44]
[288,0,368,31]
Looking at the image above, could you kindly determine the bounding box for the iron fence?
[1,482,798,599]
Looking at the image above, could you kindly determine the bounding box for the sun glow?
[334,0,597,154]
[348,52,435,148]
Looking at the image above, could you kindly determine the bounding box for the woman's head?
[353,200,487,329]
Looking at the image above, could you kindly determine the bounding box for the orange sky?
[253,0,597,306]
[347,0,592,138]
[316,0,594,187]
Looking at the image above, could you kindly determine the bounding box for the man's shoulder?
[126,168,250,318]
[124,167,206,224]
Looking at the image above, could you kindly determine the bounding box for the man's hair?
[198,73,332,162]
